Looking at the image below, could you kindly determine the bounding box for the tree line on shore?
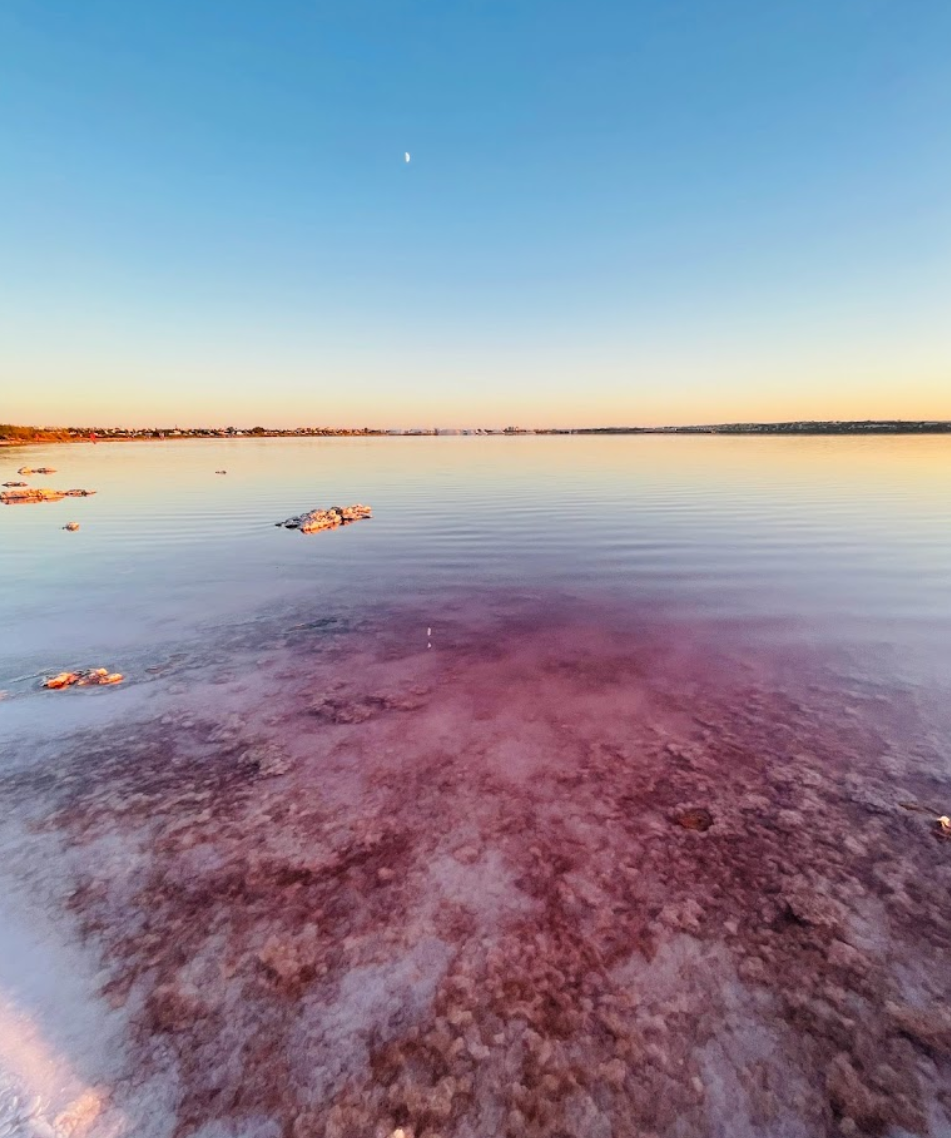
[3,420,950,444]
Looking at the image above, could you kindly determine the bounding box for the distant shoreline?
[2,420,950,446]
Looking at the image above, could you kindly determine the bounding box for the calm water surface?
[2,434,950,668]
[2,436,951,1138]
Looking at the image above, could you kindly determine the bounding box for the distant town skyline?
[5,420,951,444]
[2,1,949,425]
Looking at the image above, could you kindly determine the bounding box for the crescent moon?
[404,152,411,163]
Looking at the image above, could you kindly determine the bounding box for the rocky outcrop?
[672,806,714,831]
[1,487,96,504]
[2,487,65,504]
[2,481,27,487]
[42,668,123,689]
[64,522,80,532]
[17,466,56,475]
[277,504,372,533]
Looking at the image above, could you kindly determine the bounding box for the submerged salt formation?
[2,596,951,1138]
[278,503,372,533]
[0,487,96,504]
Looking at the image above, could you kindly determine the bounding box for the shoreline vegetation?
[2,419,950,445]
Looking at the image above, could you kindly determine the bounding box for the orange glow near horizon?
[2,338,948,430]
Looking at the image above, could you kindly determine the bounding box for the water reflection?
[1,438,950,1136]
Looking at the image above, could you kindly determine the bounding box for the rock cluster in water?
[42,668,124,689]
[0,487,97,504]
[2,480,27,487]
[17,466,56,474]
[277,504,372,533]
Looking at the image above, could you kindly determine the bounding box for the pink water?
[1,437,950,1137]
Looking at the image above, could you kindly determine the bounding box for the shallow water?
[1,436,951,1138]
[3,435,951,661]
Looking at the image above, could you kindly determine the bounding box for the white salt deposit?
[2,593,951,1136]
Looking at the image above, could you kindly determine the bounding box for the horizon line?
[4,418,951,438]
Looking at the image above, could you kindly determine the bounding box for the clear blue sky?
[2,0,949,427]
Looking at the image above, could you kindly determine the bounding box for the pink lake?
[1,435,951,1138]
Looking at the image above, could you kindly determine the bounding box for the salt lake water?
[1,435,951,1138]
[3,434,950,662]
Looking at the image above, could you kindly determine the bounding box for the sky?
[1,0,949,428]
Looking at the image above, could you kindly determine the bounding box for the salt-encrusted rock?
[672,806,714,831]
[1,487,96,504]
[17,466,56,475]
[277,504,372,533]
[780,883,847,930]
[64,522,80,531]
[2,487,65,504]
[43,668,124,690]
[886,1001,951,1054]
[238,742,290,777]
[2,481,27,487]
